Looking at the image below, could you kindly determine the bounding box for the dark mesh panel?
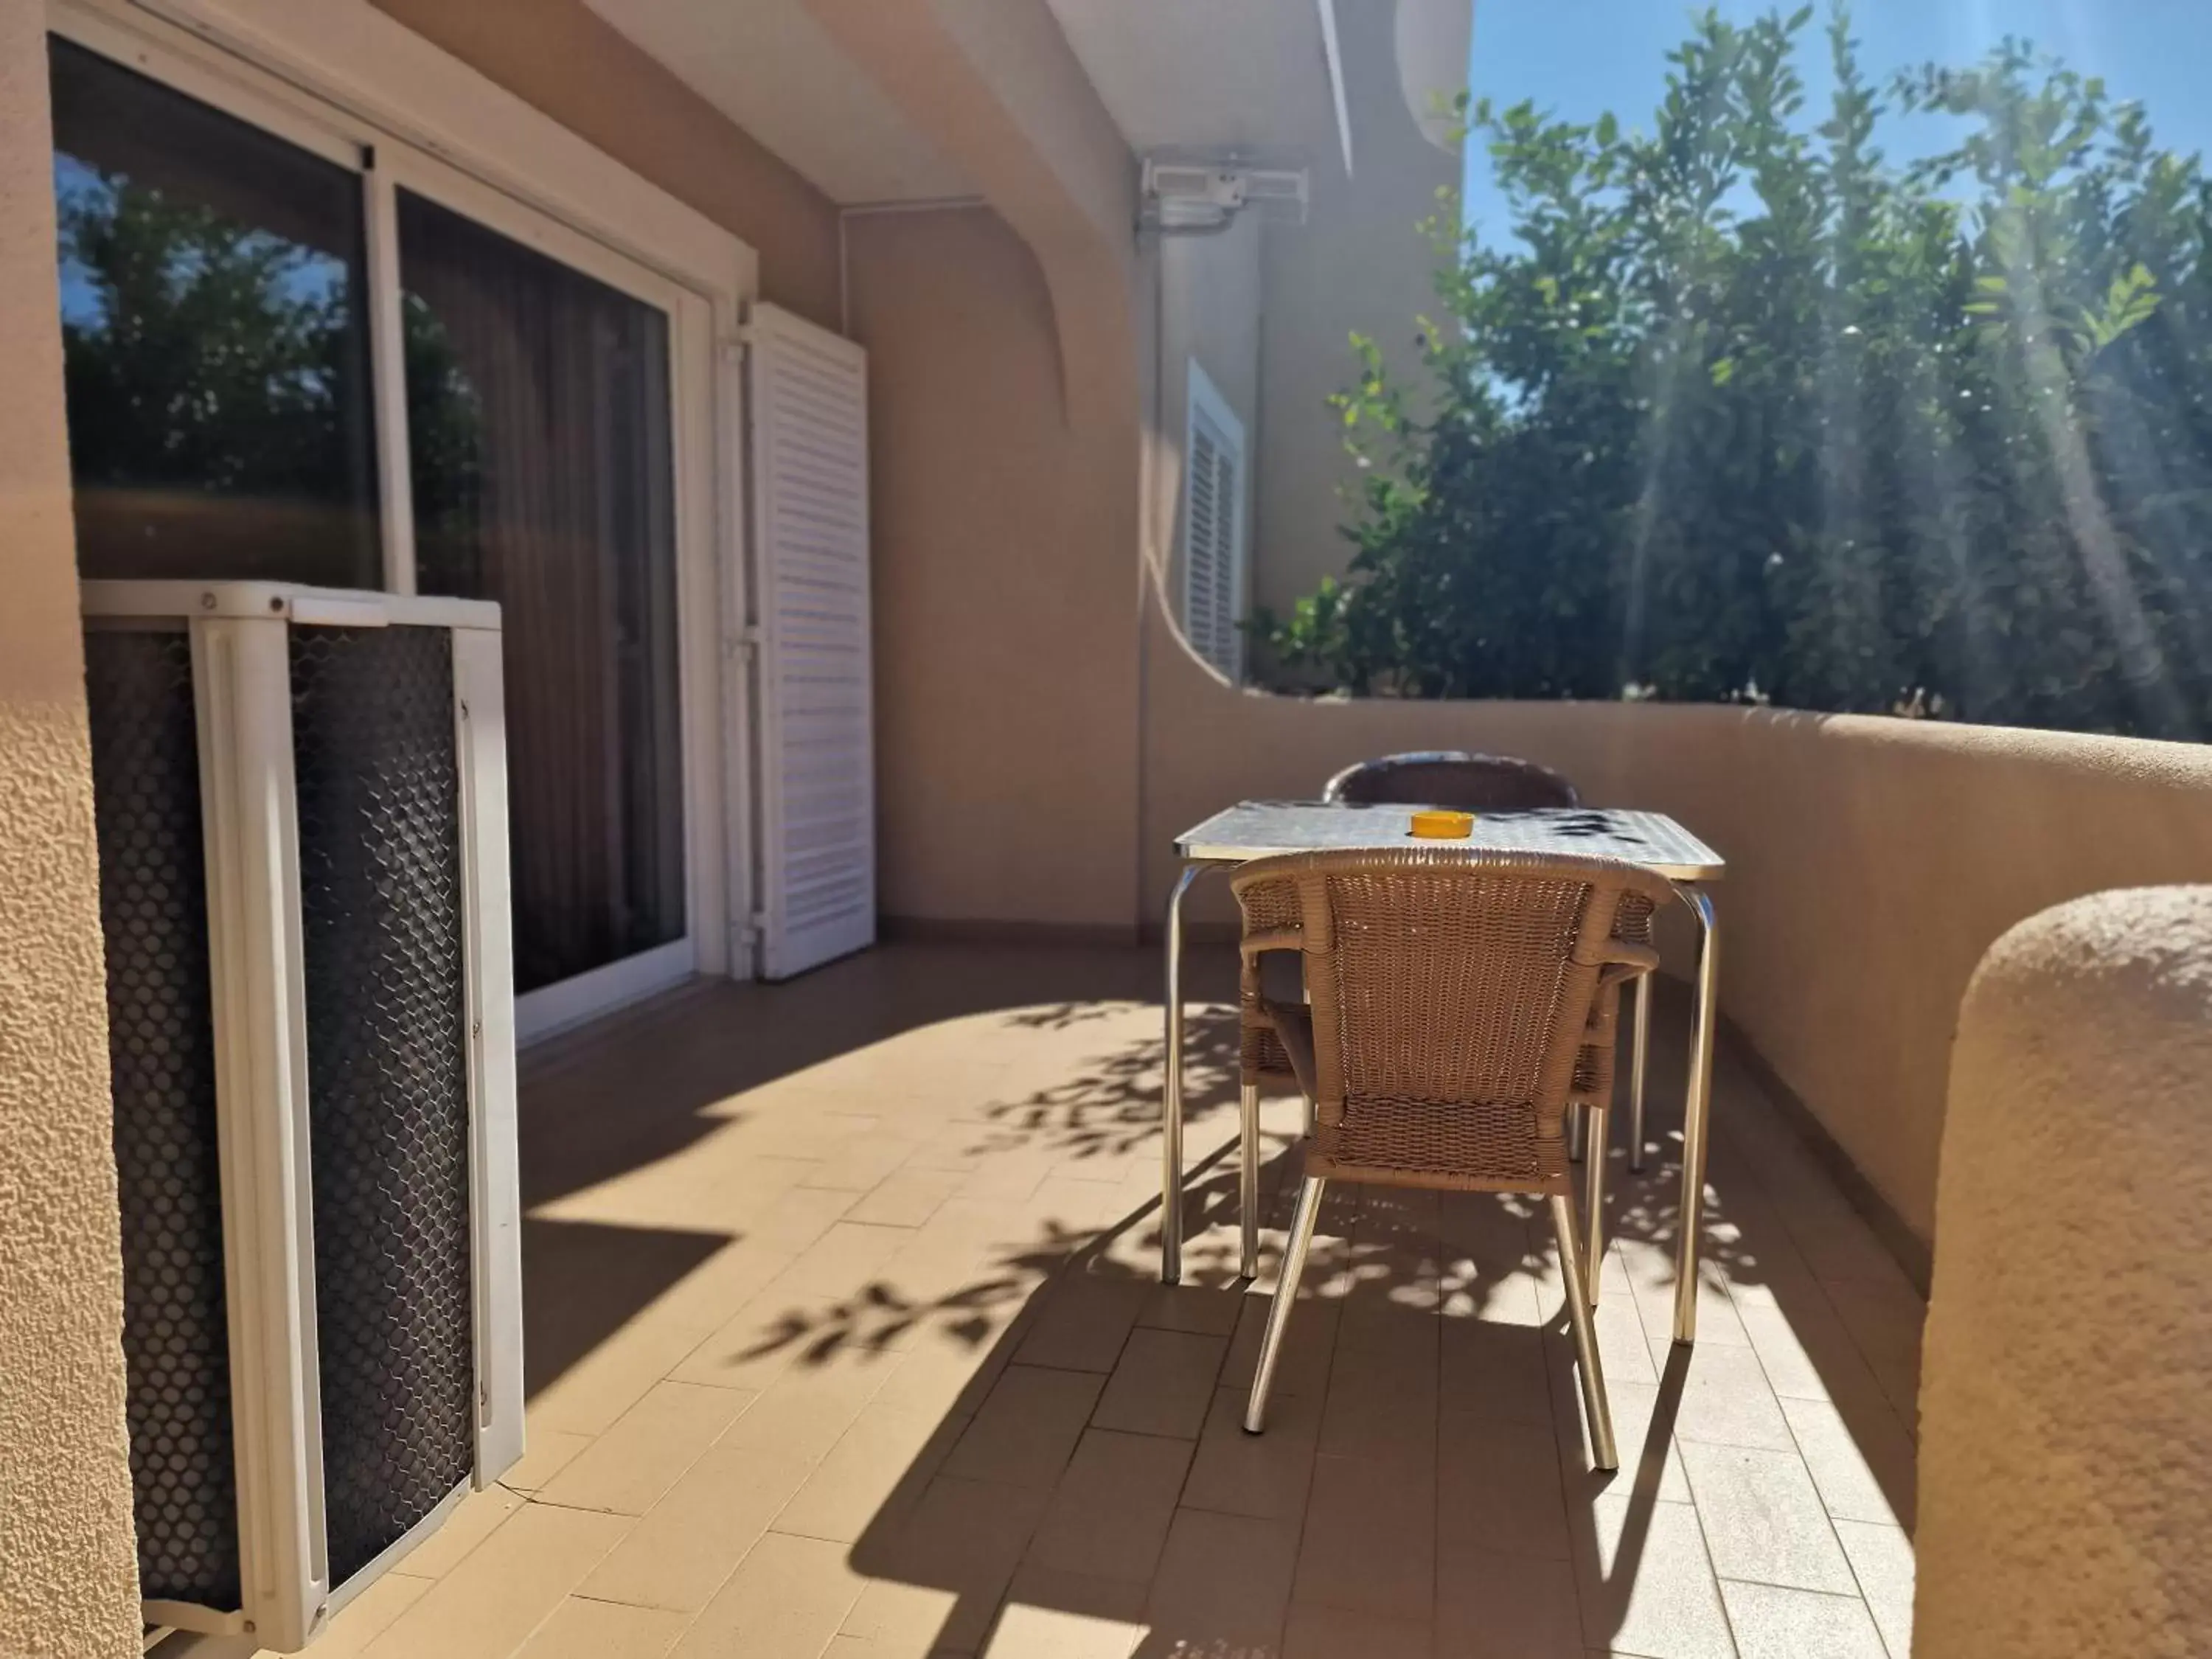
[290,625,473,1585]
[85,626,243,1610]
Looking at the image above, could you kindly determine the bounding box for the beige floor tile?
[1678,1441,1856,1594]
[358,1501,632,1659]
[858,1475,1055,1652]
[944,1364,1106,1487]
[539,1380,756,1515]
[1439,1318,1550,1426]
[1015,1273,1151,1373]
[774,1397,968,1545]
[1293,1454,1436,1616]
[1437,1411,1571,1562]
[1319,1338,1439,1467]
[1719,1581,1886,1659]
[718,1343,905,1466]
[1283,1602,1435,1659]
[1654,1340,1796,1452]
[1779,1396,1914,1529]
[578,1440,815,1613]
[1183,1385,1321,1520]
[502,1428,597,1495]
[849,1168,967,1228]
[763,1221,927,1304]
[1026,1427,1194,1584]
[307,1570,434,1658]
[533,1306,729,1438]
[512,1596,689,1658]
[806,1138,931,1195]
[984,1565,1147,1659]
[1570,1496,1735,1659]
[835,1579,962,1658]
[670,1531,867,1659]
[1433,1550,1582,1659]
[1147,1508,1300,1658]
[1091,1329,1227,1440]
[400,1484,525,1579]
[1832,1520,1915,1659]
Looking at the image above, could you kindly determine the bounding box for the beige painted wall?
[0,1,142,1651]
[1138,600,2212,1244]
[1251,0,1459,617]
[368,0,843,327]
[845,206,1141,933]
[1916,887,2212,1655]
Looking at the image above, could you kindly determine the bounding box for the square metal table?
[1162,801,1726,1344]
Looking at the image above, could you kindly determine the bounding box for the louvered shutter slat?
[749,304,875,979]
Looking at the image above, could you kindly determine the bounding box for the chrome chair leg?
[1551,1192,1618,1470]
[1628,973,1652,1173]
[1244,1175,1325,1433]
[1567,1100,1586,1164]
[1582,1102,1609,1308]
[1239,1082,1261,1279]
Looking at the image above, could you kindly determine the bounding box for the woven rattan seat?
[1232,848,1674,1470]
[1322,750,1581,813]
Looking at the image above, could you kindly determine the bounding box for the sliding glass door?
[48,27,709,1031]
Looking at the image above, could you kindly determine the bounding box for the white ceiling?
[1041,0,1345,171]
[580,0,975,204]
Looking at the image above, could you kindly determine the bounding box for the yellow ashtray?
[1409,810,1476,839]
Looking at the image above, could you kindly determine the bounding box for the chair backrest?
[1322,751,1580,812]
[1231,849,1669,1187]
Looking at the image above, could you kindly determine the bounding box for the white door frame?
[50,0,760,1039]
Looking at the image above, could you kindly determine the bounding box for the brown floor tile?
[1025,1427,1194,1584]
[1183,1385,1321,1520]
[670,1531,867,1659]
[539,1380,755,1515]
[1293,1454,1437,1616]
[1147,1508,1301,1658]
[1223,1290,1340,1398]
[1319,1338,1440,1467]
[944,1364,1106,1487]
[1439,1318,1550,1426]
[1679,1441,1856,1594]
[1720,1581,1887,1659]
[513,1596,689,1658]
[1092,1328,1228,1440]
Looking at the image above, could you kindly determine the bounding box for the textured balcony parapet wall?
[1140,597,2212,1253]
[0,0,142,1651]
[1914,887,2212,1658]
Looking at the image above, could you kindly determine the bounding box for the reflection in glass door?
[397,192,688,999]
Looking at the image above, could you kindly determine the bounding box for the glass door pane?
[47,38,380,587]
[397,190,686,995]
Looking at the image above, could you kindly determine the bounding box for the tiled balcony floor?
[192,942,1921,1659]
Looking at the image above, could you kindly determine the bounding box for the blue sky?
[1461,0,2212,237]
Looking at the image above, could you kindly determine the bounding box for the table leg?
[1161,863,1203,1284]
[1628,973,1652,1173]
[1672,888,1720,1344]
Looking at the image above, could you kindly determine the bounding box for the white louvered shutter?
[1183,363,1246,678]
[747,303,874,979]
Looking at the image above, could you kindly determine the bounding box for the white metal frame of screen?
[48,0,760,1039]
[1183,357,1248,681]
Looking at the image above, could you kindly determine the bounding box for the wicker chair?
[1321,750,1581,813]
[1234,849,1674,1471]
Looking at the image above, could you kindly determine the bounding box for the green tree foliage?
[1257,7,2212,739]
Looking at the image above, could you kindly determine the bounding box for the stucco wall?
[846,206,1141,933]
[1915,887,2212,1656]
[1139,600,2212,1245]
[367,0,843,327]
[0,0,142,1650]
[1251,0,1458,617]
